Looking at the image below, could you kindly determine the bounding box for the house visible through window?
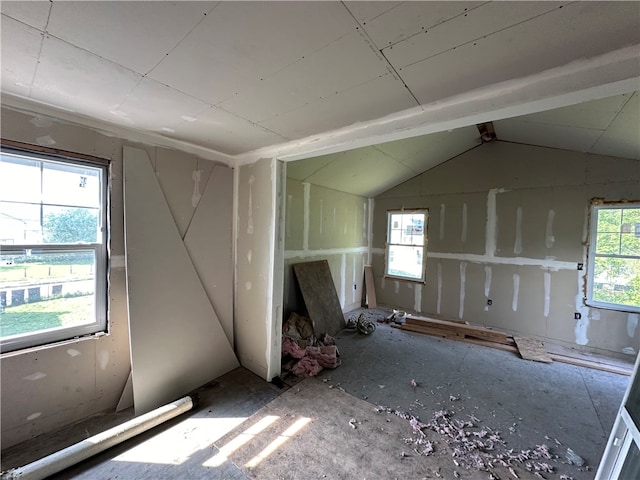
[385,210,427,282]
[587,202,640,313]
[0,147,108,353]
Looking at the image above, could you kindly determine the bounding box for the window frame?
[586,200,640,314]
[0,141,109,353]
[384,208,428,283]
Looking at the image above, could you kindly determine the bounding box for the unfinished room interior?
[1,1,639,479]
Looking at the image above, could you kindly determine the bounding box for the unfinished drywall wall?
[284,178,370,320]
[374,141,640,358]
[0,107,131,448]
[0,106,236,447]
[235,158,284,381]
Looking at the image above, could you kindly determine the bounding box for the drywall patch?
[627,313,639,338]
[484,265,492,311]
[27,412,42,421]
[623,347,636,355]
[437,262,442,315]
[97,350,110,371]
[245,281,252,291]
[24,372,46,381]
[394,280,400,294]
[486,188,508,257]
[512,273,520,312]
[362,202,367,239]
[30,116,53,128]
[67,348,81,357]
[381,277,386,290]
[461,203,468,243]
[414,284,423,313]
[247,250,252,264]
[459,262,467,319]
[543,271,551,318]
[514,207,523,254]
[111,255,126,269]
[36,135,56,146]
[439,204,445,240]
[545,210,555,249]
[247,175,255,235]
[575,317,589,346]
[191,170,203,208]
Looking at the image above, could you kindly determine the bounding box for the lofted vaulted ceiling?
[1,1,639,196]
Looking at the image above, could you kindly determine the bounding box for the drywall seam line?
[437,262,442,315]
[459,262,467,319]
[303,182,310,251]
[371,248,576,270]
[414,284,422,313]
[514,207,523,254]
[543,271,551,317]
[319,199,324,236]
[367,198,374,265]
[232,165,239,351]
[285,246,368,260]
[340,254,346,308]
[439,203,445,240]
[545,210,555,249]
[286,194,292,238]
[512,273,520,312]
[461,203,468,243]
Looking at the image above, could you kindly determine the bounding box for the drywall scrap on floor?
[124,146,238,415]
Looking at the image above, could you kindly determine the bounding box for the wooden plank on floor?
[293,260,345,336]
[405,316,509,344]
[363,265,377,308]
[513,337,553,363]
[399,323,463,340]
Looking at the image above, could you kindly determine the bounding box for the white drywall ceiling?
[1,1,639,184]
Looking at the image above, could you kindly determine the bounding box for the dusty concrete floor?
[1,308,630,479]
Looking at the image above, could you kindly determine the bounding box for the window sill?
[0,331,108,359]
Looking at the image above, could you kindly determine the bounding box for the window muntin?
[587,203,640,313]
[385,210,427,282]
[0,149,108,353]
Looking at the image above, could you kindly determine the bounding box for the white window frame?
[0,144,109,353]
[385,209,428,283]
[586,201,640,314]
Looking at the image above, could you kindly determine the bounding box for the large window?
[0,146,108,353]
[385,210,427,282]
[587,202,640,313]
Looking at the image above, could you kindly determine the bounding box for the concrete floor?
[1,308,630,479]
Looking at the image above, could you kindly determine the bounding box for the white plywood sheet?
[124,146,238,415]
[184,165,234,346]
[590,93,640,160]
[401,2,640,106]
[261,73,417,140]
[47,2,214,73]
[165,106,288,156]
[356,1,479,49]
[0,0,51,30]
[220,30,390,123]
[0,16,43,98]
[384,2,563,68]
[494,119,603,153]
[149,1,357,104]
[32,35,141,120]
[114,78,209,132]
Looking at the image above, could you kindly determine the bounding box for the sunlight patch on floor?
[244,417,312,468]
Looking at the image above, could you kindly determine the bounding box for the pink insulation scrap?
[291,356,323,377]
[307,345,341,369]
[282,335,307,359]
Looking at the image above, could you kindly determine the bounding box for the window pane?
[0,250,96,339]
[43,206,100,244]
[592,256,640,308]
[0,154,41,203]
[0,202,42,244]
[596,232,620,255]
[387,244,423,280]
[597,208,622,233]
[42,161,101,208]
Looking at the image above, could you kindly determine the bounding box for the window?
[587,202,640,313]
[385,210,428,282]
[0,146,108,353]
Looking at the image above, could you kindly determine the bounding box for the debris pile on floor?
[282,313,341,378]
[374,405,584,479]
